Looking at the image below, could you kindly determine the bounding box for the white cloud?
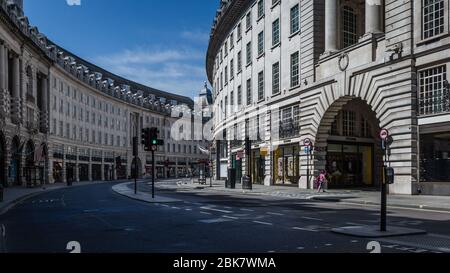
[180,30,210,44]
[66,0,81,6]
[94,46,207,97]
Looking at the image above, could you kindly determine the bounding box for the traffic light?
[149,127,164,146]
[141,128,150,146]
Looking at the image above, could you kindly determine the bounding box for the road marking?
[200,207,232,214]
[380,238,450,253]
[325,244,333,247]
[171,207,181,210]
[199,218,232,224]
[160,204,170,207]
[200,212,212,215]
[240,208,254,212]
[296,247,305,250]
[1,224,5,237]
[301,217,324,221]
[351,240,359,243]
[292,227,318,232]
[267,212,284,216]
[223,216,239,220]
[185,208,193,211]
[253,221,273,226]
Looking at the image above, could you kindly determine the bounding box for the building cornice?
[0,0,195,113]
[206,0,255,84]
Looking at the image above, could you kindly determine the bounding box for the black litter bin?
[0,185,4,202]
[227,168,236,189]
[242,175,252,190]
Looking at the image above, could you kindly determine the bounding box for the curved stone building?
[0,0,208,187]
[207,0,450,195]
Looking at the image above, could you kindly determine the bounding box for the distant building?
[0,0,208,187]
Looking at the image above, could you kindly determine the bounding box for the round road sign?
[380,129,389,140]
[303,138,312,147]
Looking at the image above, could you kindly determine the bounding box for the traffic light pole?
[152,149,155,199]
[380,139,387,232]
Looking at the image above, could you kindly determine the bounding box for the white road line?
[292,227,318,232]
[253,221,273,226]
[301,217,324,221]
[223,216,239,220]
[267,212,284,216]
[1,224,5,237]
[200,207,232,214]
[240,208,254,212]
[200,212,212,215]
[171,207,181,210]
[185,208,192,211]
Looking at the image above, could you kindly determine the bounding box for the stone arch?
[24,140,36,186]
[11,136,22,186]
[314,97,383,188]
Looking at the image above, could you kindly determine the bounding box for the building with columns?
[207,0,450,196]
[0,0,209,187]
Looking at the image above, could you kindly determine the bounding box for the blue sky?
[23,0,217,98]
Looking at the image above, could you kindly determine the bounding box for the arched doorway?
[11,136,22,186]
[24,140,36,187]
[0,132,6,187]
[131,157,142,179]
[315,98,382,189]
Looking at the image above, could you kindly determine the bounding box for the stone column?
[10,55,21,124]
[324,0,339,54]
[365,0,383,35]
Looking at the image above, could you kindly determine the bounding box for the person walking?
[317,170,328,193]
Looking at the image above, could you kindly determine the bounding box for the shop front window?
[273,145,300,185]
[420,133,450,182]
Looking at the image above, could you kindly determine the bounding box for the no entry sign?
[303,138,312,147]
[380,129,389,140]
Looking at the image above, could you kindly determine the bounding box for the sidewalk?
[0,180,121,216]
[154,178,450,213]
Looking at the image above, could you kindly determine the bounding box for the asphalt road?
[1,181,450,253]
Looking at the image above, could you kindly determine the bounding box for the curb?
[0,180,122,216]
[112,183,182,203]
[311,196,450,213]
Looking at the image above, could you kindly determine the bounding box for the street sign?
[303,138,312,147]
[380,129,389,140]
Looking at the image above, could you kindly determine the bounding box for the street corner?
[111,182,182,203]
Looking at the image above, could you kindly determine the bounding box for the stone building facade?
[0,0,208,187]
[207,0,450,195]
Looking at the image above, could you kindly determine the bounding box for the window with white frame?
[342,110,356,137]
[246,79,252,106]
[258,0,265,19]
[290,52,300,88]
[258,71,264,101]
[246,42,252,65]
[272,18,280,46]
[290,4,300,34]
[419,65,448,115]
[246,11,252,30]
[422,0,445,39]
[341,6,358,48]
[272,62,280,94]
[258,31,264,56]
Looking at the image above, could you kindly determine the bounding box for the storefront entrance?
[326,142,375,188]
[251,150,265,184]
[231,153,243,184]
[273,145,300,185]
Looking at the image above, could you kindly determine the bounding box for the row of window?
[214,1,300,94]
[217,51,299,121]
